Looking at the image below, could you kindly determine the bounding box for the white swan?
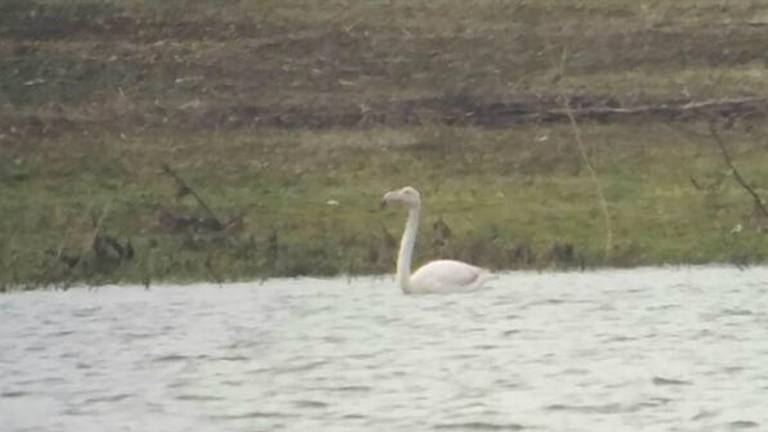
[382,186,494,294]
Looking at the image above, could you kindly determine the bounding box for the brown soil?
[2,94,766,139]
[2,1,768,137]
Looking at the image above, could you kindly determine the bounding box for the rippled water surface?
[2,267,768,431]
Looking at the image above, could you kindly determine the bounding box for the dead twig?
[707,121,768,219]
[161,163,223,230]
[556,47,613,259]
[561,96,614,258]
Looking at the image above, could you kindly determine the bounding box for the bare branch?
[707,121,768,218]
[553,45,613,260]
[161,163,223,230]
[561,96,614,259]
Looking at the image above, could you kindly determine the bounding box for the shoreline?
[3,262,763,292]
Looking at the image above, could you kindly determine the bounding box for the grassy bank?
[2,0,768,289]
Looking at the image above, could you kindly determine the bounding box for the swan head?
[382,186,422,209]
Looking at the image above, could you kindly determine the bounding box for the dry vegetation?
[2,0,768,289]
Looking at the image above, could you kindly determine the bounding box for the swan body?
[382,186,494,295]
[410,259,493,294]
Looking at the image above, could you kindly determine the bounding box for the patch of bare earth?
[2,1,768,137]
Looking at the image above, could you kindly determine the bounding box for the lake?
[1,266,767,431]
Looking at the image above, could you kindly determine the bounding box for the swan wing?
[410,260,491,294]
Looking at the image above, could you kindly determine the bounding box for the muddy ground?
[3,1,768,136]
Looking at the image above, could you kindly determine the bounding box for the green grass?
[4,122,768,289]
[2,0,768,289]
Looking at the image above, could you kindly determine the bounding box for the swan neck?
[396,205,420,294]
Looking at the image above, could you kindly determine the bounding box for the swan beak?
[381,191,397,209]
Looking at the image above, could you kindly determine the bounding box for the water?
[1,266,767,432]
